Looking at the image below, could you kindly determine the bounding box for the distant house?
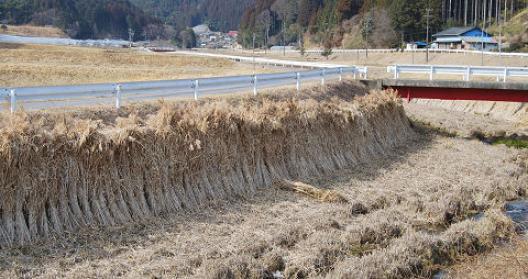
[228,31,238,38]
[406,41,428,50]
[433,27,498,51]
[192,24,211,35]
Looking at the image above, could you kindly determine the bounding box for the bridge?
[364,79,528,103]
[380,65,528,102]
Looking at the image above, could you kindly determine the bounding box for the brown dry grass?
[404,102,528,138]
[0,123,524,279]
[0,81,411,248]
[0,44,280,87]
[211,49,528,81]
[402,99,528,279]
[0,82,526,278]
[446,237,528,279]
[1,25,67,38]
[216,49,528,67]
[274,180,348,203]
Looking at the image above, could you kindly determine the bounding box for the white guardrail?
[1,67,367,113]
[387,65,528,82]
[231,48,528,58]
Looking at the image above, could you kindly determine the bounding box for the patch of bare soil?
[0,131,525,278]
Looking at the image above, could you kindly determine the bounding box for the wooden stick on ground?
[274,179,349,203]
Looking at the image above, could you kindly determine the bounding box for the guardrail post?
[465,67,471,81]
[194,80,199,100]
[115,84,122,110]
[296,72,301,92]
[429,66,434,81]
[363,68,369,79]
[9,89,16,113]
[503,68,508,83]
[321,69,326,86]
[339,67,343,81]
[394,66,399,79]
[253,75,258,96]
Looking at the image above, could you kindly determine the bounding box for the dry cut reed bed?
[0,82,413,247]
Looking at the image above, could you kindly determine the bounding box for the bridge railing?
[387,65,528,82]
[1,67,367,113]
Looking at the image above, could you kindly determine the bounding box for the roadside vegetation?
[0,82,526,278]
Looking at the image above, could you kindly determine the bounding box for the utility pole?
[264,26,269,54]
[464,0,468,26]
[128,28,135,48]
[282,20,286,56]
[252,32,256,75]
[481,0,486,66]
[499,0,503,64]
[426,4,431,63]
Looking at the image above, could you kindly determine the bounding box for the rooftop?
[434,26,476,36]
[192,24,211,35]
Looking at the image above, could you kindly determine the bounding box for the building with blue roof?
[432,27,498,51]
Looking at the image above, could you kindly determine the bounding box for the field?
[196,49,528,82]
[0,81,526,278]
[212,48,528,67]
[0,25,67,38]
[0,44,281,88]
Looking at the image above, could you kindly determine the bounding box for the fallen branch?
[274,180,349,203]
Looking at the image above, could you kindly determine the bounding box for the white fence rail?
[404,48,528,58]
[387,65,528,82]
[228,47,528,58]
[1,67,367,112]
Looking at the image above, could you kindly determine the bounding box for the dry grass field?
[404,98,528,279]
[0,82,526,278]
[0,25,68,38]
[0,43,280,87]
[217,49,528,67]
[446,236,528,278]
[205,49,528,81]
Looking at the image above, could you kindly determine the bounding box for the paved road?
[2,69,351,111]
[169,50,349,69]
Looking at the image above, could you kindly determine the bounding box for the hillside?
[489,7,528,51]
[0,0,162,40]
[129,0,255,32]
[239,0,528,49]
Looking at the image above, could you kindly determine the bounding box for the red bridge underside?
[386,86,528,103]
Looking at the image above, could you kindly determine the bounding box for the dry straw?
[274,179,349,203]
[0,82,413,247]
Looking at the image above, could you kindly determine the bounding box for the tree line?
[0,0,161,39]
[239,0,528,49]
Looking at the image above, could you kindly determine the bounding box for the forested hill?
[1,0,526,48]
[0,0,161,39]
[239,0,528,49]
[129,0,255,32]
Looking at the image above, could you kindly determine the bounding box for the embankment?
[0,82,414,247]
[410,99,528,122]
